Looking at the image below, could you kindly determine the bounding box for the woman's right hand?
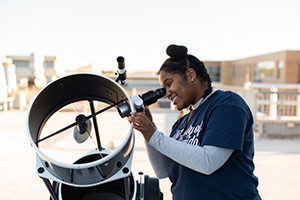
[128,110,156,141]
[144,106,153,124]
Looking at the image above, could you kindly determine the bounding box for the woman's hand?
[144,106,153,122]
[127,106,156,141]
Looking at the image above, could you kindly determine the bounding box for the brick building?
[204,50,300,87]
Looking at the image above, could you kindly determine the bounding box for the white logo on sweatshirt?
[175,120,203,145]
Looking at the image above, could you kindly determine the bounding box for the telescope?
[115,56,126,85]
[26,73,165,200]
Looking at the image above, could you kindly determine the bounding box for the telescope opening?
[38,100,129,164]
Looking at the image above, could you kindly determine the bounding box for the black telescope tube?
[117,56,125,69]
[139,87,166,106]
[116,56,126,85]
[117,88,166,117]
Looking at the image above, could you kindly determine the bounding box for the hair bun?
[166,44,188,60]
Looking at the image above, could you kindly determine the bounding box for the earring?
[191,79,194,82]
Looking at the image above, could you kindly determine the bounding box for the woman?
[128,44,261,200]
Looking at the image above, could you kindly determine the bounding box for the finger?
[128,114,145,128]
[129,114,150,129]
[133,115,147,126]
[144,106,153,122]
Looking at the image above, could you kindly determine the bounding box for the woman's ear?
[187,68,196,82]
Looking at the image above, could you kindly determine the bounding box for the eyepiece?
[116,56,125,69]
[115,56,126,85]
[140,87,166,106]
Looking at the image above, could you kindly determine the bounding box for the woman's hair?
[158,44,213,98]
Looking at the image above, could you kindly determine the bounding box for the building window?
[207,65,220,82]
[44,61,54,69]
[13,61,29,68]
[277,60,284,80]
[232,66,236,79]
[254,61,275,82]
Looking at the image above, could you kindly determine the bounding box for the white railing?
[214,82,300,136]
[244,82,300,120]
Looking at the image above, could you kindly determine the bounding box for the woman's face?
[159,70,202,111]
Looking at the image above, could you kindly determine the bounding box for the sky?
[0,0,300,72]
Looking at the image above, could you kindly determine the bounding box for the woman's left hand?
[127,110,156,141]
